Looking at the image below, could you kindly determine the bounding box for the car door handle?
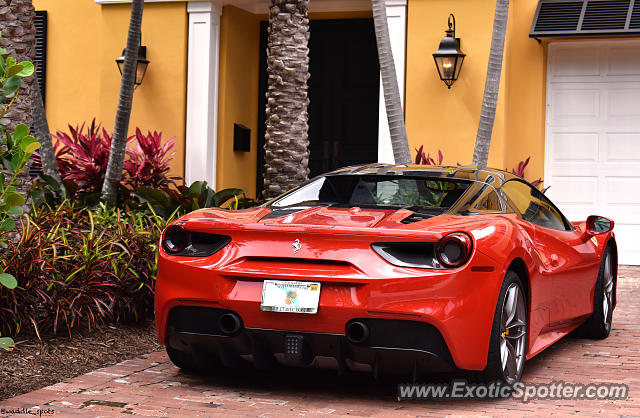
[549,254,559,267]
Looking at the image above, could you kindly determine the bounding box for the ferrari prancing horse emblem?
[292,239,301,253]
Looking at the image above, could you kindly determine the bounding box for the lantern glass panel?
[136,61,149,84]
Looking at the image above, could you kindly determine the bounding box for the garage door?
[546,40,640,265]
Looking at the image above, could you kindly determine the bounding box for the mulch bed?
[0,321,161,401]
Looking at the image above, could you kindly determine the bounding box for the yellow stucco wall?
[32,0,188,180]
[406,0,508,169]
[217,6,262,197]
[406,0,546,183]
[32,0,102,131]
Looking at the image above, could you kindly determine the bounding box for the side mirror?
[586,215,614,235]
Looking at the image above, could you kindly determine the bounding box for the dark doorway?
[257,18,380,197]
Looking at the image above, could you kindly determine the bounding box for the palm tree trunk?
[0,0,36,131]
[0,0,37,198]
[472,0,509,169]
[263,0,311,199]
[371,0,410,165]
[32,75,61,183]
[101,0,144,205]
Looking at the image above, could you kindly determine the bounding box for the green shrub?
[0,34,37,350]
[30,120,255,215]
[133,180,256,219]
[0,202,168,337]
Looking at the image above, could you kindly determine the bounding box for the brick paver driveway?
[2,267,639,417]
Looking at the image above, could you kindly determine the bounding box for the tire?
[166,346,198,373]
[483,270,528,385]
[578,247,614,340]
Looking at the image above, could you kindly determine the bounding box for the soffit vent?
[530,0,640,37]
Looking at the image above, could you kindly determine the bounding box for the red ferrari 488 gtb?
[155,165,617,384]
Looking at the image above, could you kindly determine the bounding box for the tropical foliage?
[1,117,255,341]
[31,120,199,211]
[134,181,255,220]
[0,37,38,350]
[414,146,444,166]
[0,123,37,351]
[510,157,549,192]
[413,147,547,191]
[123,128,177,189]
[0,203,166,338]
[50,121,178,195]
[53,120,116,194]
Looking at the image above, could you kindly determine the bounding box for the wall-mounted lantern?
[432,14,465,89]
[115,37,149,87]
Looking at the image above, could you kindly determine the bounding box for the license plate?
[260,280,321,314]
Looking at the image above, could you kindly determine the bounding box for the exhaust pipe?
[346,321,369,344]
[218,312,242,335]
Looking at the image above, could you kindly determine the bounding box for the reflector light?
[436,232,473,268]
[163,225,189,254]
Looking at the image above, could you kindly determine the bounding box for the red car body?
[155,165,617,378]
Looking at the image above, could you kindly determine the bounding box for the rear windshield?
[269,175,472,210]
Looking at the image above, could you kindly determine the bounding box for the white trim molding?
[96,0,216,3]
[185,1,222,186]
[377,0,407,164]
[95,0,371,13]
[95,0,196,3]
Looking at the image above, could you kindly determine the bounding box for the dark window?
[34,10,47,103]
[451,182,505,214]
[269,175,472,211]
[501,180,570,231]
[473,189,504,212]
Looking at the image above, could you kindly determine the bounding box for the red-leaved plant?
[414,145,444,165]
[51,120,177,195]
[414,146,462,166]
[123,128,177,189]
[510,157,549,193]
[413,147,549,192]
[54,119,133,193]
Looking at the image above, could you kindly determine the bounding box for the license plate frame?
[260,280,321,314]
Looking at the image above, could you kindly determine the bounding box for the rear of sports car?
[154,206,505,378]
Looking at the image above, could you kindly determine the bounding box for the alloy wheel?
[500,283,527,384]
[602,252,614,327]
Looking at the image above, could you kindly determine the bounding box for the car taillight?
[436,232,473,268]
[162,226,231,257]
[163,225,189,254]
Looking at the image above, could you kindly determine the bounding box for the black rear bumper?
[166,306,455,376]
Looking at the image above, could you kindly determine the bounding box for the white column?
[185,1,222,186]
[377,0,407,164]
